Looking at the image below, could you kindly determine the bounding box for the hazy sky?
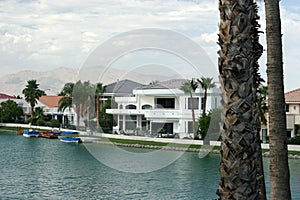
[0,0,299,91]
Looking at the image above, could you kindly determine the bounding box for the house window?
[188,97,199,110]
[155,98,175,109]
[286,104,290,112]
[125,104,136,109]
[125,115,137,130]
[142,104,152,110]
[188,121,193,133]
[287,130,292,138]
[201,97,205,110]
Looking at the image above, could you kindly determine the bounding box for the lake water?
[0,131,299,199]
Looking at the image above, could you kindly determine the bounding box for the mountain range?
[0,67,176,96]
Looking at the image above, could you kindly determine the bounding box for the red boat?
[39,131,60,139]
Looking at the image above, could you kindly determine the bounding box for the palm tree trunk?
[203,90,207,114]
[265,0,291,199]
[217,0,262,199]
[190,94,196,137]
[96,96,100,129]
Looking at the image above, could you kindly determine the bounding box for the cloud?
[0,0,299,91]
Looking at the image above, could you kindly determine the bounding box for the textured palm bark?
[217,0,263,199]
[264,0,291,199]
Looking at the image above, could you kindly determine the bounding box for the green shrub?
[288,136,300,145]
[49,119,60,128]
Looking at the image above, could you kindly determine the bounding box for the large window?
[155,98,175,109]
[188,97,199,110]
[152,122,173,134]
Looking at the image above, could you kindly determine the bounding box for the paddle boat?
[60,137,82,143]
[23,129,40,138]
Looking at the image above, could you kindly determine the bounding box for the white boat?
[23,129,40,138]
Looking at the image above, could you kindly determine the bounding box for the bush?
[37,118,45,126]
[49,119,60,128]
[288,136,300,145]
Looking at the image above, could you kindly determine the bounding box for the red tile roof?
[39,96,63,108]
[0,93,16,99]
[285,88,300,102]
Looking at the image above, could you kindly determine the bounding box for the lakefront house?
[106,79,222,139]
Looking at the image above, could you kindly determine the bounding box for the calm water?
[0,131,299,200]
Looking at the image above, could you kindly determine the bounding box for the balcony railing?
[106,109,201,119]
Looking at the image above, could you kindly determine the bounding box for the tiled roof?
[136,79,189,90]
[105,79,143,94]
[0,93,16,99]
[285,88,300,102]
[39,96,63,108]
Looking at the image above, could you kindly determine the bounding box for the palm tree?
[95,83,106,129]
[58,82,74,112]
[22,80,45,117]
[180,79,198,137]
[265,0,291,199]
[217,0,263,199]
[58,82,74,127]
[197,77,216,114]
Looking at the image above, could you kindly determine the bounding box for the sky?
[0,0,299,91]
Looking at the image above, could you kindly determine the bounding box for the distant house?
[0,93,31,120]
[106,79,221,138]
[37,96,76,126]
[285,88,300,137]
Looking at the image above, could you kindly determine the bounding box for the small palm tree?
[22,80,45,117]
[180,79,198,137]
[197,77,216,114]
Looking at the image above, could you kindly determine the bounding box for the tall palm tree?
[180,79,198,137]
[95,83,106,129]
[197,77,216,114]
[265,0,291,199]
[22,80,45,117]
[217,0,263,199]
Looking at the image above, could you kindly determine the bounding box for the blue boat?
[23,129,40,138]
[60,137,82,143]
[59,131,79,138]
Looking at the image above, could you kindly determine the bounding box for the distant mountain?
[0,67,176,96]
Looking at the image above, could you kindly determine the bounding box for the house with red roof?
[285,88,300,137]
[37,96,76,126]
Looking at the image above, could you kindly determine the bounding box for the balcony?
[106,108,201,119]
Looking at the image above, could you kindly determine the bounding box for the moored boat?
[58,131,79,138]
[23,129,40,138]
[39,131,60,139]
[60,137,82,143]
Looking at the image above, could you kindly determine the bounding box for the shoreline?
[1,127,300,159]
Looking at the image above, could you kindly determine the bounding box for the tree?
[197,77,216,114]
[58,82,74,112]
[180,79,198,137]
[0,100,23,123]
[265,0,291,199]
[22,80,45,117]
[217,0,263,199]
[95,82,106,129]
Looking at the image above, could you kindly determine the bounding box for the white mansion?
[106,79,222,139]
